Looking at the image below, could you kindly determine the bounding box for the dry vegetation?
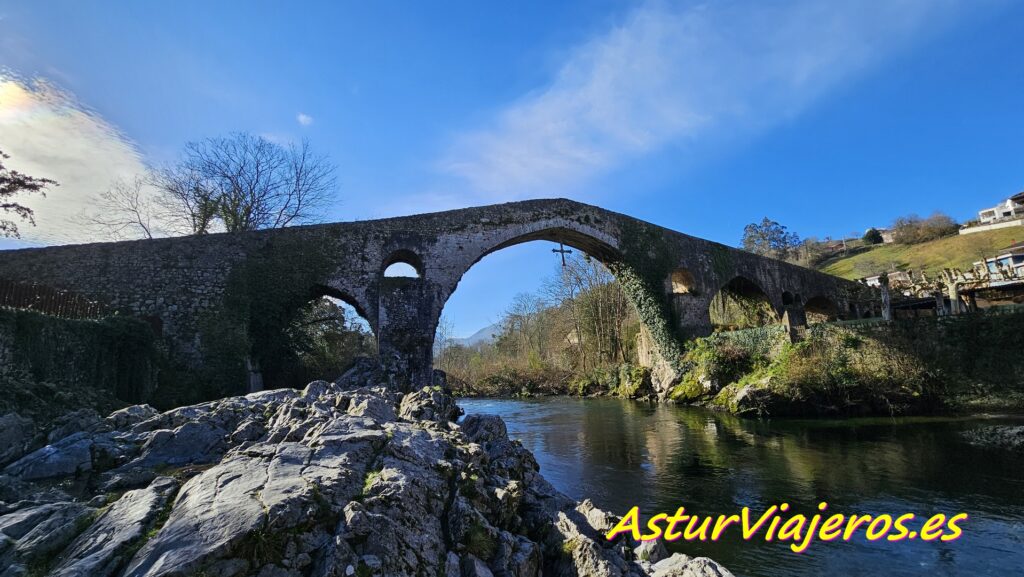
[819,227,1022,279]
[436,254,647,397]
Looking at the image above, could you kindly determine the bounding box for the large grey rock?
[121,453,271,577]
[50,477,179,577]
[634,539,669,564]
[47,410,106,444]
[128,420,228,468]
[461,554,495,577]
[0,413,34,467]
[333,357,387,390]
[399,386,463,423]
[3,433,93,481]
[0,381,731,577]
[0,501,95,573]
[105,405,159,430]
[650,554,734,577]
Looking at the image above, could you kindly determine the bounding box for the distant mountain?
[451,322,502,348]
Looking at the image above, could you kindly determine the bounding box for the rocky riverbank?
[448,364,659,402]
[0,362,731,577]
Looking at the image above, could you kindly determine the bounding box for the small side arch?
[312,284,375,333]
[668,268,697,295]
[709,276,779,330]
[382,249,424,278]
[804,295,840,324]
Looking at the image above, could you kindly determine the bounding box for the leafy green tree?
[862,228,884,245]
[288,297,375,384]
[0,149,56,238]
[741,217,801,260]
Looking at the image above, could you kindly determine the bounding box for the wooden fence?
[0,278,110,320]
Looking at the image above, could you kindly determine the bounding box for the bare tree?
[434,314,457,373]
[151,165,219,235]
[502,293,549,362]
[0,149,57,238]
[891,212,958,244]
[89,133,339,241]
[85,176,158,239]
[172,133,337,232]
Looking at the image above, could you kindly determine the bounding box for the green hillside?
[818,227,1023,280]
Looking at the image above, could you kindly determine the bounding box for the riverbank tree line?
[435,253,650,397]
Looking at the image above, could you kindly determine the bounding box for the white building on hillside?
[974,241,1024,279]
[978,192,1024,224]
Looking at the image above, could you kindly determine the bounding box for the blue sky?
[1,0,1022,337]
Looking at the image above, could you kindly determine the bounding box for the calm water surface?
[458,397,1024,577]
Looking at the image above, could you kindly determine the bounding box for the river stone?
[634,539,669,564]
[398,386,462,423]
[333,357,387,389]
[106,405,159,430]
[962,425,1024,452]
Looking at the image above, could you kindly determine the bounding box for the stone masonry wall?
[0,199,875,394]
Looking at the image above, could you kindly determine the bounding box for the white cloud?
[297,112,313,127]
[437,0,977,203]
[0,74,153,244]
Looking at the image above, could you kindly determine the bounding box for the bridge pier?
[781,304,807,342]
[377,277,437,391]
[670,294,714,340]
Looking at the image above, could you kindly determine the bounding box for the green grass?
[463,521,497,560]
[819,227,1023,279]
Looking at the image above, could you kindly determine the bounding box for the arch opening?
[469,226,623,270]
[669,268,696,295]
[709,276,779,331]
[382,249,423,278]
[384,262,419,278]
[260,285,377,391]
[434,232,655,397]
[804,295,839,324]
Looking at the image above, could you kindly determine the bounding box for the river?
[458,397,1024,577]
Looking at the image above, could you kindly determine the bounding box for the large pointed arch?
[423,221,682,392]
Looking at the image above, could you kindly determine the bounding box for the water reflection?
[460,398,1024,577]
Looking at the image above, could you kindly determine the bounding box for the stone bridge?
[0,199,875,394]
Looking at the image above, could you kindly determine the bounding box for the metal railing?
[0,278,110,320]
